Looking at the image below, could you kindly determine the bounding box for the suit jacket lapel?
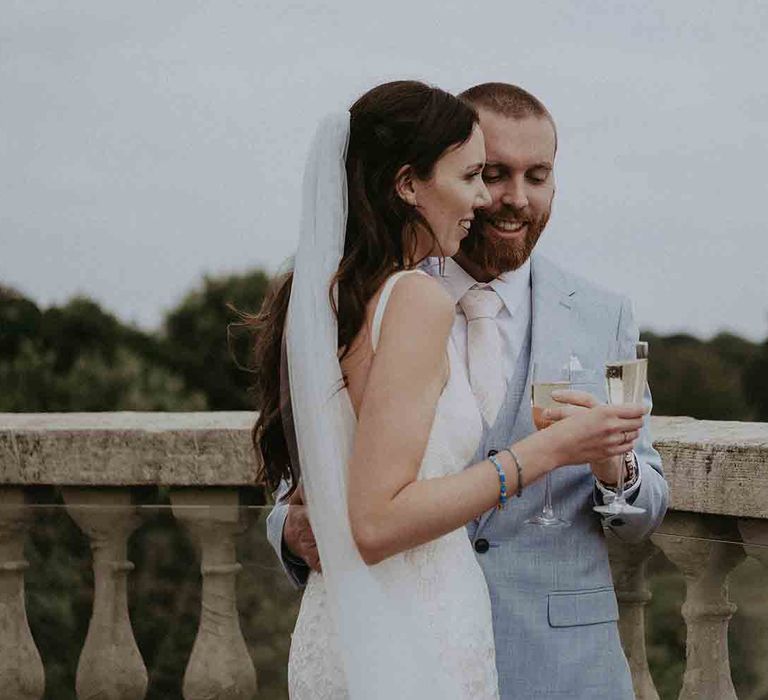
[530,254,578,383]
[507,254,578,445]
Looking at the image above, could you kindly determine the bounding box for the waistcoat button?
[474,538,490,554]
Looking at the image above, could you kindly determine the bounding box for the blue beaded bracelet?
[488,451,508,510]
[501,447,524,498]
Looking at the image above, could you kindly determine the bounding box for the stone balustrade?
[0,413,766,699]
[609,418,768,700]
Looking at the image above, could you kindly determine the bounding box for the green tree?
[744,339,768,420]
[161,270,270,409]
[0,283,43,357]
[642,332,756,420]
[0,287,205,411]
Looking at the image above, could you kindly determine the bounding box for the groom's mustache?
[480,206,531,223]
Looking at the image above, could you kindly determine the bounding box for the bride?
[250,81,645,698]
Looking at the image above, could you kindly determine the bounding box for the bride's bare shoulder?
[378,272,454,340]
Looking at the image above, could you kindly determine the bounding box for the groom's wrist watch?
[621,451,639,488]
[599,452,638,490]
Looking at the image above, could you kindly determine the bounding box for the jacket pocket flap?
[548,587,619,628]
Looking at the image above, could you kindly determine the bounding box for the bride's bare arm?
[347,274,645,565]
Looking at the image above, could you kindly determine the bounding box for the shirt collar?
[423,257,531,317]
[489,259,531,317]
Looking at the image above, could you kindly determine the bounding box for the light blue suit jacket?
[266,254,669,698]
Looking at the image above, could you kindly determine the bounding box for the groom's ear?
[394,164,418,207]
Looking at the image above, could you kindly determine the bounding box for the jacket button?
[474,538,490,554]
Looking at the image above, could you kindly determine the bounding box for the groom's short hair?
[460,82,557,146]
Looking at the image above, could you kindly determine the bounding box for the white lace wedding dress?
[288,271,499,698]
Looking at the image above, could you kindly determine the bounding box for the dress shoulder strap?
[371,269,428,352]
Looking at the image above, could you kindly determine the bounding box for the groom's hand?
[284,485,322,573]
[544,390,627,484]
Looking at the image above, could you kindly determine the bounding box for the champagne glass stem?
[525,360,570,527]
[613,455,626,505]
[542,473,555,519]
[606,372,628,507]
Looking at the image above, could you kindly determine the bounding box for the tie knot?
[459,287,503,322]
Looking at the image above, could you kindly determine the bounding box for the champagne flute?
[593,342,648,516]
[526,361,571,528]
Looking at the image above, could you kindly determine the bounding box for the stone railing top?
[0,413,767,518]
[0,411,254,432]
[0,412,257,488]
[648,416,768,520]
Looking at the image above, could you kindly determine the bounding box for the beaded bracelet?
[487,451,508,510]
[500,447,524,498]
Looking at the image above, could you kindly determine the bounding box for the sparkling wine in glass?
[526,362,571,528]
[593,342,648,516]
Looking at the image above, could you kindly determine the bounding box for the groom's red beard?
[459,207,550,277]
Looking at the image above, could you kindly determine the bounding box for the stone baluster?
[606,534,660,700]
[62,488,147,700]
[653,512,745,700]
[0,487,45,700]
[171,489,256,700]
[736,518,768,699]
[738,518,768,568]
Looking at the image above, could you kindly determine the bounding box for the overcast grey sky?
[2,1,767,340]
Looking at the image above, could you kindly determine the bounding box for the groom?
[267,82,668,699]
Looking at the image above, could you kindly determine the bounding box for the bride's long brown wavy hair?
[250,80,478,496]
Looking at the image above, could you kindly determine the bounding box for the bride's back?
[341,269,446,417]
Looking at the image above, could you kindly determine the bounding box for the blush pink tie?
[459,286,505,426]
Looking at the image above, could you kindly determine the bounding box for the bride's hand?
[541,398,646,467]
[542,390,635,482]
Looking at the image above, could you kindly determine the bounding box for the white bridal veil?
[284,112,459,698]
